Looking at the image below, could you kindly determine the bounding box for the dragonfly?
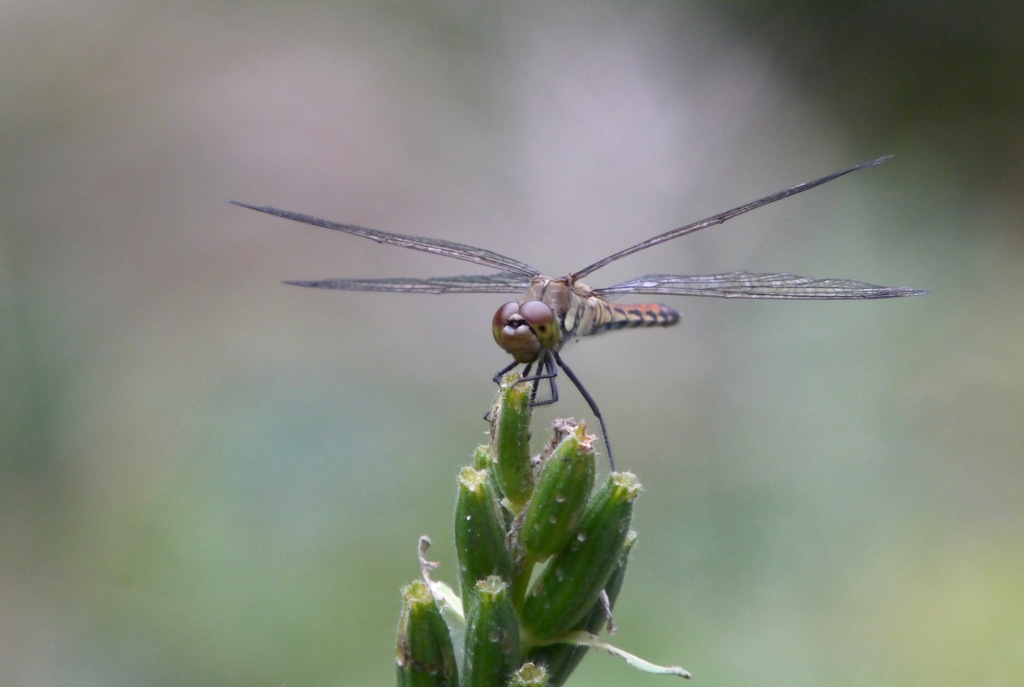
[234,155,925,469]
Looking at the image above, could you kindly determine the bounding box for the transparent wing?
[595,272,928,300]
[232,202,540,277]
[285,272,533,294]
[572,156,893,280]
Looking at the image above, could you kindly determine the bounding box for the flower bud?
[454,467,514,597]
[520,472,642,641]
[472,444,492,471]
[508,662,550,686]
[490,372,535,507]
[519,420,596,562]
[462,576,520,687]
[527,533,637,684]
[396,580,458,687]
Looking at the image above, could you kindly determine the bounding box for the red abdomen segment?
[583,300,680,336]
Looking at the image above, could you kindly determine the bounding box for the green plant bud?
[396,580,458,687]
[527,533,637,685]
[520,472,642,641]
[462,576,521,687]
[455,467,515,597]
[490,372,535,508]
[471,444,515,521]
[507,662,550,687]
[472,444,492,471]
[519,421,596,562]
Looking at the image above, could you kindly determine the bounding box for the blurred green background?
[2,1,1021,685]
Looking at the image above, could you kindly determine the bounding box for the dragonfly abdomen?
[582,299,680,336]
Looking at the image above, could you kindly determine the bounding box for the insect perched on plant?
[234,155,924,468]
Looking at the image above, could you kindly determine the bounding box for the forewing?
[284,272,533,295]
[571,156,893,279]
[596,272,927,300]
[232,202,540,277]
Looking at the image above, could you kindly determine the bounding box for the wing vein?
[231,202,540,277]
[284,272,533,295]
[595,272,927,300]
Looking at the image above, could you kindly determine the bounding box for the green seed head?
[454,467,515,598]
[490,372,535,507]
[462,576,521,687]
[519,420,597,562]
[520,472,642,641]
[507,662,550,687]
[396,580,458,687]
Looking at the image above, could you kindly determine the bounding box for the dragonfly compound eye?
[518,300,559,348]
[492,300,559,363]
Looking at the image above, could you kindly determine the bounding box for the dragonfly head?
[492,300,561,363]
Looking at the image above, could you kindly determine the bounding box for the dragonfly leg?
[523,362,541,405]
[487,357,558,420]
[485,360,522,421]
[518,353,559,407]
[519,361,543,406]
[489,357,558,416]
[491,360,519,384]
[552,351,616,471]
[540,353,559,406]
